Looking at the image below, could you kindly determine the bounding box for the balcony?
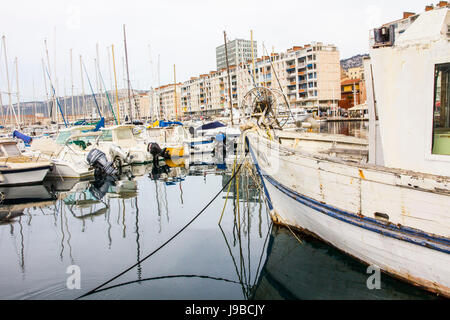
[286,66,295,72]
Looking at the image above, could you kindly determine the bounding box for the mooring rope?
[76,150,249,300]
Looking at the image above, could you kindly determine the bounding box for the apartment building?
[216,39,257,70]
[117,92,150,121]
[177,42,341,118]
[149,83,182,121]
[344,66,365,80]
[280,43,341,110]
[181,68,239,117]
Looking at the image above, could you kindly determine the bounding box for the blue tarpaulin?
[93,117,105,132]
[159,121,183,128]
[13,130,33,145]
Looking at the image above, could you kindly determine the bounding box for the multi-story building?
[338,78,366,110]
[216,39,257,70]
[279,43,341,111]
[149,84,182,121]
[345,66,365,80]
[117,91,150,121]
[179,42,341,118]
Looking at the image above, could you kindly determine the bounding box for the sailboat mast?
[70,49,74,121]
[223,31,233,125]
[173,64,177,121]
[33,77,37,124]
[2,36,19,128]
[0,86,4,126]
[15,57,21,126]
[64,78,67,121]
[157,54,161,120]
[111,44,121,125]
[44,39,56,123]
[107,45,114,109]
[79,55,87,119]
[96,43,104,118]
[251,30,256,84]
[41,58,50,119]
[123,24,132,123]
[54,27,59,126]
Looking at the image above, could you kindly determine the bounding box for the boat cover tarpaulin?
[13,130,32,144]
[158,120,183,128]
[93,117,105,132]
[197,121,226,131]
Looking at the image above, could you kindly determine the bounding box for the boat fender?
[215,133,226,142]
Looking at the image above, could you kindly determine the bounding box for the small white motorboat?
[0,139,52,186]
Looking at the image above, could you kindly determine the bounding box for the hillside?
[340,54,369,70]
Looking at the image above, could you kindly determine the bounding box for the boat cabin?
[0,140,22,158]
[98,125,137,148]
[55,125,97,145]
[365,5,450,176]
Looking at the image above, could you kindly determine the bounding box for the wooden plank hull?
[247,132,450,297]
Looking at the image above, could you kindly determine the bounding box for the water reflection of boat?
[0,184,54,204]
[0,184,56,221]
[62,181,108,219]
[251,226,441,300]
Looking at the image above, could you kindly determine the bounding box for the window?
[2,144,21,157]
[432,63,450,155]
[116,129,133,141]
[56,131,71,145]
[101,130,113,141]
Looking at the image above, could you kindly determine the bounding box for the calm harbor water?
[318,120,368,139]
[0,139,440,300]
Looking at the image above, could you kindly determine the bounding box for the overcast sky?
[0,0,431,102]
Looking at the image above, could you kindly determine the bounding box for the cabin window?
[432,63,450,155]
[2,144,21,157]
[101,130,113,141]
[56,131,71,145]
[116,129,133,140]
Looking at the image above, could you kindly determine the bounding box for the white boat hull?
[247,132,450,297]
[0,165,51,186]
[46,161,94,179]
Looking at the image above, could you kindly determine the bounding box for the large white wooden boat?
[0,139,52,186]
[245,6,450,297]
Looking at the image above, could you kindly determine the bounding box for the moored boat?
[0,139,52,187]
[245,6,450,297]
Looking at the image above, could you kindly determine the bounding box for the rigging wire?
[98,67,118,124]
[81,61,102,118]
[77,274,241,297]
[76,149,249,300]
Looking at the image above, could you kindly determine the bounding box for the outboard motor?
[148,142,170,165]
[86,149,117,178]
[188,126,196,137]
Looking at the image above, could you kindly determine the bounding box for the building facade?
[155,42,341,120]
[149,84,182,121]
[117,91,150,121]
[216,39,257,70]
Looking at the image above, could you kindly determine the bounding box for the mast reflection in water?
[0,154,440,299]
